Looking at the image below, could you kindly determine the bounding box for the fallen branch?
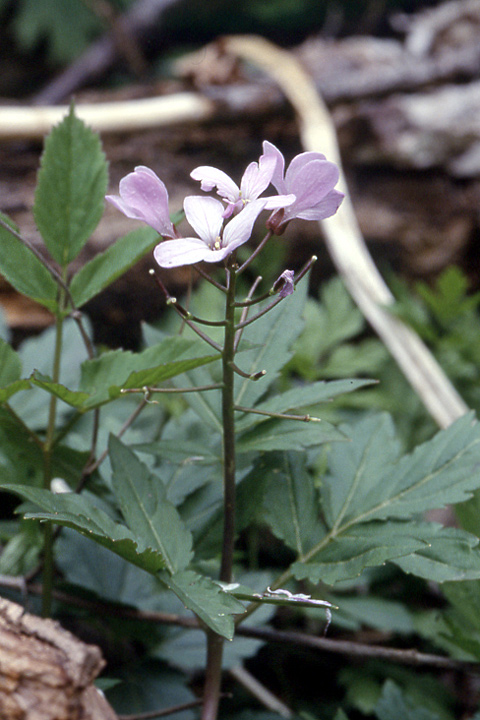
[3,581,479,677]
[0,92,214,140]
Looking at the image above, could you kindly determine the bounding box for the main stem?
[41,294,65,616]
[202,261,237,720]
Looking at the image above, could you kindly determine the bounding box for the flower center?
[213,236,222,250]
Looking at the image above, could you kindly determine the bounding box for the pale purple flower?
[273,269,295,298]
[262,141,344,233]
[106,166,177,238]
[191,153,295,219]
[153,196,266,268]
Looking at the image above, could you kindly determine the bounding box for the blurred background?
[1,0,479,348]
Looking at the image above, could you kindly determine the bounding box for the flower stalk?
[202,258,238,720]
[41,285,67,616]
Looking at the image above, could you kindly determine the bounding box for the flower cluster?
[106,142,343,280]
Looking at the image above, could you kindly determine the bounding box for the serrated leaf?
[1,484,167,574]
[263,452,324,556]
[0,217,58,311]
[69,227,160,307]
[31,371,90,408]
[369,412,480,521]
[236,378,375,432]
[237,415,346,453]
[322,412,480,529]
[394,524,480,582]
[109,435,192,574]
[161,569,245,639]
[34,106,108,267]
[292,521,428,585]
[234,279,307,409]
[156,573,274,670]
[31,338,220,410]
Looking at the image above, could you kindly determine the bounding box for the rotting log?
[0,597,118,720]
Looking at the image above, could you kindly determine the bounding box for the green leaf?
[0,339,31,403]
[2,484,168,574]
[291,277,371,379]
[438,580,480,660]
[0,339,21,386]
[69,227,160,307]
[31,338,220,410]
[193,453,271,559]
[30,371,90,408]
[109,435,193,575]
[263,452,324,556]
[34,106,108,267]
[0,215,58,311]
[237,415,346,453]
[393,524,480,582]
[375,680,441,720]
[14,0,103,63]
[161,569,245,639]
[443,579,480,634]
[0,417,92,490]
[0,378,32,405]
[156,572,274,670]
[292,521,428,585]
[294,518,480,586]
[234,278,307,409]
[331,596,415,634]
[107,663,196,719]
[322,412,480,528]
[57,529,163,608]
[236,378,375,432]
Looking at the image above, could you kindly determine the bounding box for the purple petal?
[153,237,213,268]
[262,141,287,194]
[295,189,345,221]
[184,196,224,244]
[283,160,340,219]
[263,193,296,210]
[106,166,175,237]
[222,199,266,253]
[190,166,240,202]
[284,151,327,187]
[240,154,276,200]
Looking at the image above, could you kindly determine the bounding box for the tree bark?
[0,598,117,720]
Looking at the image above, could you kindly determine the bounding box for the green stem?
[202,260,238,720]
[41,291,66,616]
[220,263,237,583]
